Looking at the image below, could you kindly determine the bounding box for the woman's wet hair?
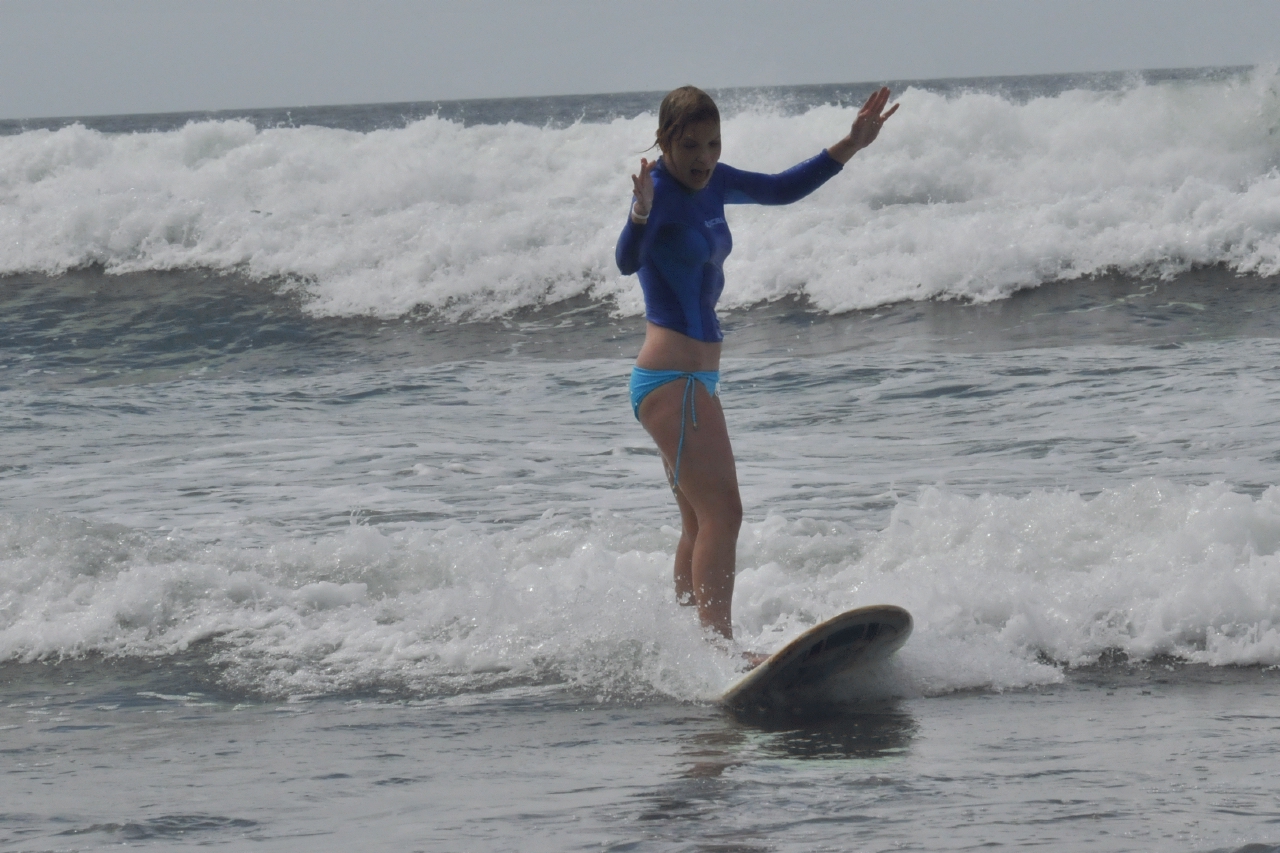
[655,86,720,153]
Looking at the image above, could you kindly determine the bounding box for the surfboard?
[720,604,912,714]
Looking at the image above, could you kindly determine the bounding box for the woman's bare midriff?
[635,323,722,372]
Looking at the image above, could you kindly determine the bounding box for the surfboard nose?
[721,605,914,713]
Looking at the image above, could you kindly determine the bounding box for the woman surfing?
[616,85,898,648]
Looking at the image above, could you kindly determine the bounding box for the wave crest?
[3,68,1279,318]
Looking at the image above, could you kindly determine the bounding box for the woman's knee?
[722,491,744,531]
[693,487,741,533]
[680,512,700,539]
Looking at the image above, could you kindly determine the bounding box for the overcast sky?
[2,0,1278,120]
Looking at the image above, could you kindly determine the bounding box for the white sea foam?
[2,69,1278,319]
[5,479,1279,701]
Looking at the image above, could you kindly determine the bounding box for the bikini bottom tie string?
[672,375,699,491]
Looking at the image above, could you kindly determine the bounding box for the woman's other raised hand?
[631,157,655,221]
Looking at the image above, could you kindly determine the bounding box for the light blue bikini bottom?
[629,367,720,420]
[628,367,720,490]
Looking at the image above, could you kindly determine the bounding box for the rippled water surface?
[4,657,1280,852]
[6,69,1280,849]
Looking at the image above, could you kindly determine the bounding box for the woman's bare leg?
[671,481,698,606]
[640,380,743,638]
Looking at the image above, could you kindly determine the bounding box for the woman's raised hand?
[850,86,898,150]
[827,86,899,164]
[631,157,655,220]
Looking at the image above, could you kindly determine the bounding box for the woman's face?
[662,120,721,191]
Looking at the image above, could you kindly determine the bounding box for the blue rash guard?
[615,151,843,342]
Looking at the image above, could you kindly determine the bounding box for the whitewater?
[2,66,1279,319]
[4,67,1280,851]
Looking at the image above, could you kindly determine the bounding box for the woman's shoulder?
[707,162,746,197]
[650,164,688,205]
[711,162,743,182]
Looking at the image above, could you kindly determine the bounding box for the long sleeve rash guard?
[615,151,843,343]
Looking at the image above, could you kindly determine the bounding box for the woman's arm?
[826,86,898,164]
[616,158,656,274]
[721,87,898,205]
[722,153,844,206]
[616,217,644,275]
[630,157,655,219]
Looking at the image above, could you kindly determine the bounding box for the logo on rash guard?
[704,217,726,228]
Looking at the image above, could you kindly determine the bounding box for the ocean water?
[4,67,1280,851]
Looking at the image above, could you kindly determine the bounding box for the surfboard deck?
[720,604,912,714]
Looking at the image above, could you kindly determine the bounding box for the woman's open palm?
[631,157,655,216]
[846,86,899,154]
